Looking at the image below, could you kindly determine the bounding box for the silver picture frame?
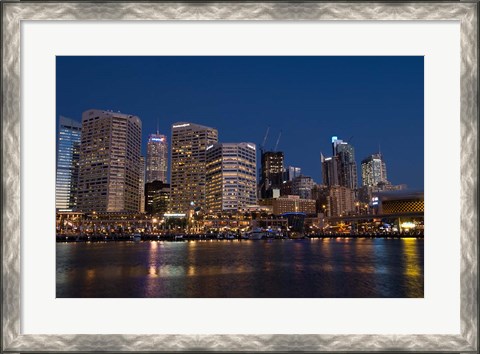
[2,1,478,352]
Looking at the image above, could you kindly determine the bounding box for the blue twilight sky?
[56,56,424,190]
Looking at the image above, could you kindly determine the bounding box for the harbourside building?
[56,116,82,210]
[205,142,257,212]
[77,109,142,213]
[146,133,168,183]
[272,195,316,215]
[169,122,218,214]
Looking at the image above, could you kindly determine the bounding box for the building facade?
[145,181,170,215]
[272,195,316,215]
[361,153,388,187]
[206,143,257,212]
[332,136,358,190]
[321,154,339,187]
[291,175,315,200]
[139,156,145,213]
[321,136,358,190]
[146,133,168,183]
[327,185,355,217]
[77,109,142,213]
[56,116,82,210]
[283,166,301,182]
[170,122,218,213]
[260,151,284,198]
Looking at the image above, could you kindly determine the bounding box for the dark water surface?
[56,238,423,298]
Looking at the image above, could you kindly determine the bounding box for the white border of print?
[21,21,457,335]
[2,2,477,353]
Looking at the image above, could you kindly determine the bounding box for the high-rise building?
[77,109,142,213]
[321,154,339,186]
[145,180,170,215]
[56,116,82,210]
[283,166,301,182]
[327,185,355,217]
[206,143,257,213]
[170,122,218,213]
[361,153,388,187]
[291,175,315,200]
[260,151,284,198]
[139,156,145,213]
[332,136,357,190]
[321,136,357,190]
[146,133,168,183]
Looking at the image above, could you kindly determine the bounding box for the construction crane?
[260,126,270,154]
[274,130,282,151]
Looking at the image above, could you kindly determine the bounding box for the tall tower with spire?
[146,124,168,183]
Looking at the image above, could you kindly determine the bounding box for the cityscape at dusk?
[56,56,424,298]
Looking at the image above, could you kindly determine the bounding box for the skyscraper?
[321,153,339,187]
[206,143,257,212]
[170,122,218,213]
[260,151,284,198]
[361,153,388,187]
[321,136,357,190]
[139,156,145,213]
[56,116,81,210]
[77,109,142,212]
[146,133,168,183]
[332,136,358,190]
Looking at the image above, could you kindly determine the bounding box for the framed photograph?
[2,1,478,352]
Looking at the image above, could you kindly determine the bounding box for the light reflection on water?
[56,238,423,298]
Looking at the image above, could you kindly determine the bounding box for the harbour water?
[56,238,423,298]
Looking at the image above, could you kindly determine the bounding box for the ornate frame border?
[1,1,478,352]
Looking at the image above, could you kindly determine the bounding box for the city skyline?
[57,56,424,190]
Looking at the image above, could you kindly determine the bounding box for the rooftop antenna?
[156,118,160,135]
[274,130,282,151]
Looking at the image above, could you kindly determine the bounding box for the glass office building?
[56,116,82,210]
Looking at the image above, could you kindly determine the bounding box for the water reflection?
[57,239,424,298]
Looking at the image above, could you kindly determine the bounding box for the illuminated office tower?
[56,116,81,210]
[139,156,145,213]
[206,143,257,213]
[146,133,168,183]
[170,122,218,213]
[260,151,284,198]
[361,153,388,187]
[77,109,142,212]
